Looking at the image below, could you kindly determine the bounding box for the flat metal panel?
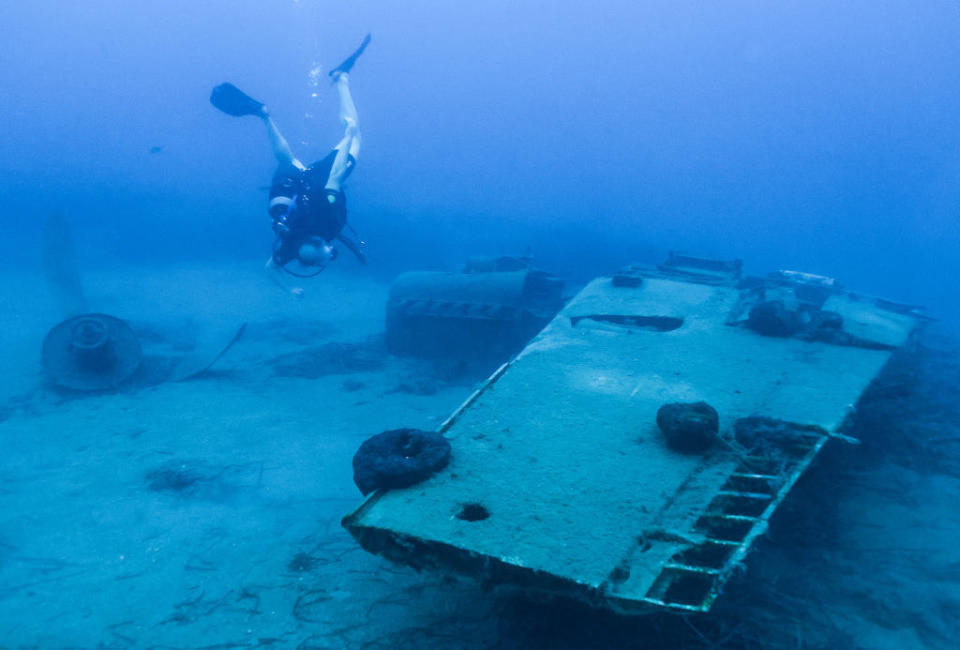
[345,274,919,612]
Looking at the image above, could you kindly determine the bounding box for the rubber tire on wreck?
[656,401,719,454]
[352,428,451,495]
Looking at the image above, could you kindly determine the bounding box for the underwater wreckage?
[39,213,245,393]
[385,255,565,361]
[344,253,928,614]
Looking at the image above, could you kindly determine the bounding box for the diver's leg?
[262,114,306,171]
[324,73,361,194]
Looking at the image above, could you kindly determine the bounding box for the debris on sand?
[656,401,719,453]
[145,459,263,500]
[269,337,385,378]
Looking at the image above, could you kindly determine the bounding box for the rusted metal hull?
[347,256,925,613]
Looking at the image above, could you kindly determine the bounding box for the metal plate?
[345,271,921,613]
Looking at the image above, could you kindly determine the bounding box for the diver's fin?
[210,83,266,117]
[336,232,367,265]
[329,34,372,79]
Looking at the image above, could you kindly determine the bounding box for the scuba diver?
[210,34,370,296]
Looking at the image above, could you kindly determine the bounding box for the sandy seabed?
[0,260,958,649]
[0,262,501,649]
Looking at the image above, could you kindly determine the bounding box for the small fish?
[149,146,164,154]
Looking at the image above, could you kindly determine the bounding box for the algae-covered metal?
[385,257,564,360]
[345,254,926,613]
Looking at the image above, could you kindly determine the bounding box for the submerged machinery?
[41,313,247,392]
[39,213,245,393]
[345,253,927,614]
[42,313,143,391]
[385,256,565,361]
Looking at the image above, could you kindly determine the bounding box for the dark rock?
[656,402,719,453]
[747,301,800,337]
[352,428,451,495]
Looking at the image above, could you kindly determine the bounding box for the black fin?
[329,34,372,79]
[210,83,265,117]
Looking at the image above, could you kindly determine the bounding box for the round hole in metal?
[456,503,490,522]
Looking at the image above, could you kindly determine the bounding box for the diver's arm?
[264,256,304,298]
[262,114,306,171]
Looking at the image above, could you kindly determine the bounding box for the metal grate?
[643,432,827,611]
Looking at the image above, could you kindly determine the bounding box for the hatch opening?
[570,315,683,331]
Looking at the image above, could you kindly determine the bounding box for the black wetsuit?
[269,150,354,267]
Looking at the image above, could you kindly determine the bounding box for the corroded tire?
[656,401,719,454]
[352,428,451,495]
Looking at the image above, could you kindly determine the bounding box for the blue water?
[2,1,960,648]
[3,1,959,309]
